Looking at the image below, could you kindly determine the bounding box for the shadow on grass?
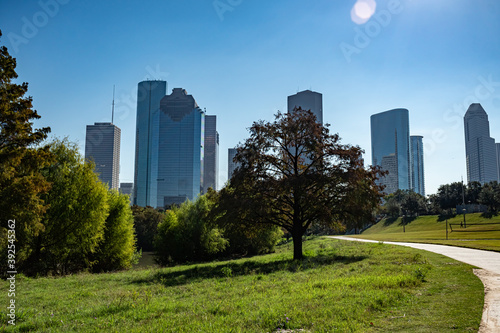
[131,253,367,287]
[383,217,399,226]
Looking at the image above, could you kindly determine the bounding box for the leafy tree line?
[0,32,136,276]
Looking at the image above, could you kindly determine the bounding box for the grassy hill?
[0,237,483,332]
[357,213,500,252]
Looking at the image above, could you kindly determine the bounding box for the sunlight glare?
[351,0,377,25]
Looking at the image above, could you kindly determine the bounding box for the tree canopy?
[216,109,384,260]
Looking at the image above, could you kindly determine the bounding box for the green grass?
[0,237,483,332]
[357,213,500,252]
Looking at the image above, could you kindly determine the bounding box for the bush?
[154,194,228,265]
[132,206,164,251]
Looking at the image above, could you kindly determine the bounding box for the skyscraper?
[227,148,238,180]
[85,122,121,190]
[157,88,205,207]
[497,143,500,182]
[133,80,167,207]
[370,109,411,194]
[410,135,425,196]
[287,90,323,124]
[464,103,498,184]
[204,115,219,192]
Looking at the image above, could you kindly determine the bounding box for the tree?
[216,109,384,260]
[26,139,109,275]
[132,205,165,252]
[93,190,137,272]
[0,30,53,268]
[436,182,464,215]
[478,182,500,216]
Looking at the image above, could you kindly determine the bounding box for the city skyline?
[2,1,500,195]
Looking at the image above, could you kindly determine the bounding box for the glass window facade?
[204,115,219,192]
[133,80,167,207]
[370,109,410,194]
[410,135,425,196]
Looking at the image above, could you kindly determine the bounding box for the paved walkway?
[330,236,500,333]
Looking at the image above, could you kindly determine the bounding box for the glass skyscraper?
[287,90,323,124]
[157,88,205,207]
[370,109,411,194]
[410,135,425,196]
[464,103,498,184]
[85,122,121,190]
[133,80,167,207]
[204,115,219,192]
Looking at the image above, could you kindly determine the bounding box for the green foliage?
[0,30,53,270]
[154,194,228,265]
[382,190,426,219]
[24,139,109,275]
[132,205,164,251]
[93,190,137,272]
[478,181,500,215]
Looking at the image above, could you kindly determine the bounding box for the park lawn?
[357,213,500,252]
[0,237,483,332]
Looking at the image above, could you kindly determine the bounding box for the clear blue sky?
[1,0,500,194]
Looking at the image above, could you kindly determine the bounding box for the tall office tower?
[157,88,205,207]
[497,143,500,182]
[464,103,498,184]
[287,90,323,124]
[85,122,121,190]
[410,135,425,196]
[370,109,411,194]
[204,115,219,192]
[227,148,238,180]
[133,80,167,207]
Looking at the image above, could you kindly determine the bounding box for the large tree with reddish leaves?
[216,109,384,260]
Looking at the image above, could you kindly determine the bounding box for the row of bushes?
[134,191,283,266]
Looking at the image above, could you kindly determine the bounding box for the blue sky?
[1,0,500,194]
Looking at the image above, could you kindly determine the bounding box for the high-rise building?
[119,182,134,205]
[204,115,219,192]
[133,80,167,207]
[370,109,411,194]
[85,122,121,190]
[497,143,500,182]
[287,90,323,124]
[157,88,205,207]
[228,148,238,180]
[464,103,498,184]
[410,135,425,196]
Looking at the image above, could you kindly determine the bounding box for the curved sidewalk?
[330,236,500,333]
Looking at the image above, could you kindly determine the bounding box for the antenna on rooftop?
[111,85,115,124]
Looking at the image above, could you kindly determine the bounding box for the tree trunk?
[292,231,303,260]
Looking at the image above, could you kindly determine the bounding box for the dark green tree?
[0,30,53,267]
[132,206,165,252]
[436,182,464,215]
[478,182,500,216]
[216,109,384,260]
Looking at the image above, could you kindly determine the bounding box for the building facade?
[227,148,238,180]
[85,122,121,190]
[497,143,500,182]
[133,80,167,207]
[370,108,411,194]
[410,135,425,196]
[287,90,323,124]
[464,103,498,184]
[204,115,219,192]
[156,88,205,207]
[119,182,134,205]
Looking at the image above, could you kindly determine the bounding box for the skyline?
[2,0,500,195]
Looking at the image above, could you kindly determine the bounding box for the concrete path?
[330,236,500,333]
